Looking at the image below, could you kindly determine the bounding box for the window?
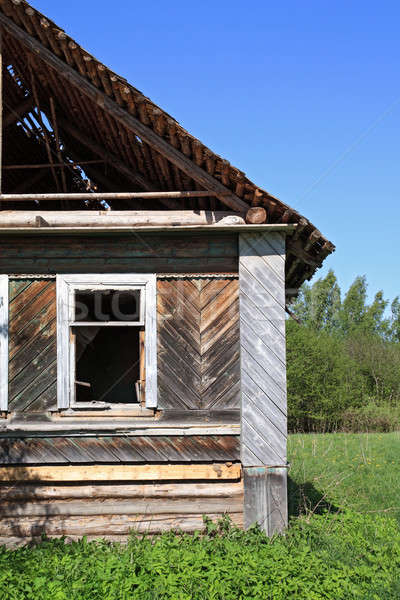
[57,274,157,410]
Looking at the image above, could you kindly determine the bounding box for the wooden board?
[0,462,241,482]
[243,466,287,535]
[239,233,287,467]
[0,276,8,412]
[157,277,240,410]
[0,234,238,275]
[8,279,57,412]
[0,435,240,464]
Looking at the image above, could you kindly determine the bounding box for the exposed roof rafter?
[0,10,249,213]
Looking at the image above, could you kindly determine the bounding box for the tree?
[286,270,400,432]
[390,297,400,342]
[291,269,341,332]
[339,276,367,335]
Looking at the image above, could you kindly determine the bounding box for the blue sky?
[31,0,399,304]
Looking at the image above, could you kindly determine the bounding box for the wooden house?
[0,0,334,546]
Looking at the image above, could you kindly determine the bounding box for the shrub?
[286,321,365,431]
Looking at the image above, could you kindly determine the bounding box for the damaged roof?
[0,0,335,289]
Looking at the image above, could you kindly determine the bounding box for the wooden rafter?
[0,13,249,213]
[56,117,179,207]
[3,96,33,128]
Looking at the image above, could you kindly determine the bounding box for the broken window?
[57,275,157,411]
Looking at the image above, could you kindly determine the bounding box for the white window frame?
[57,274,157,410]
[0,275,8,412]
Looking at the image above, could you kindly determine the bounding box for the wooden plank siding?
[0,233,238,274]
[0,435,240,464]
[239,232,287,467]
[239,231,288,535]
[157,277,240,410]
[8,279,57,413]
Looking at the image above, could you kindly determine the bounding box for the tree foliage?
[287,270,400,431]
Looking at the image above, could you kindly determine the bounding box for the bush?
[339,402,400,432]
[286,321,366,431]
[287,321,400,432]
[0,512,399,599]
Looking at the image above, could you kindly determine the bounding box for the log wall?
[0,478,244,547]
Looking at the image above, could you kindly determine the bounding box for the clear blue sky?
[31,0,399,304]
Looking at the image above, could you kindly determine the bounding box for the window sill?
[53,404,155,418]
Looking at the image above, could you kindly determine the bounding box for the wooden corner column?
[239,232,288,535]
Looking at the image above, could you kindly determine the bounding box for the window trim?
[57,274,157,411]
[0,275,8,412]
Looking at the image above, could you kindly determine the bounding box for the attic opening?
[1,33,227,211]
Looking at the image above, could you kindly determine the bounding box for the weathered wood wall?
[0,479,243,547]
[0,233,238,274]
[157,277,240,410]
[8,279,57,413]
[5,275,240,416]
[239,232,288,535]
[0,436,240,464]
[239,232,287,467]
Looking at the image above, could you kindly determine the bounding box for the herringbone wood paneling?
[157,278,240,410]
[8,280,57,413]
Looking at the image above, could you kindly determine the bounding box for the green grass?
[1,432,400,599]
[288,432,400,521]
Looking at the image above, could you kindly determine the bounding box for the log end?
[245,207,267,224]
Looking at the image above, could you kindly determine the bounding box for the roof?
[0,0,335,290]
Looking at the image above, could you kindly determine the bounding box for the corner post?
[239,232,288,535]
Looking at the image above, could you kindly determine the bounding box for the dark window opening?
[75,289,141,323]
[73,326,141,404]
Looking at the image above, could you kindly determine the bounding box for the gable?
[0,0,334,290]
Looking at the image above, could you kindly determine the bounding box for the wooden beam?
[286,238,319,268]
[3,96,34,128]
[0,497,243,517]
[56,118,163,196]
[0,225,295,235]
[3,160,105,170]
[0,190,232,203]
[0,463,242,482]
[0,481,243,501]
[0,13,249,212]
[243,467,287,535]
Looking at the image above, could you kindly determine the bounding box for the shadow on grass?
[288,476,340,518]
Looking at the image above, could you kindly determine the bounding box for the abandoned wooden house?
[0,0,334,546]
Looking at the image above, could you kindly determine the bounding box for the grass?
[1,432,400,599]
[288,431,400,521]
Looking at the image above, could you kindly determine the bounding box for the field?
[0,432,400,599]
[288,432,400,521]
